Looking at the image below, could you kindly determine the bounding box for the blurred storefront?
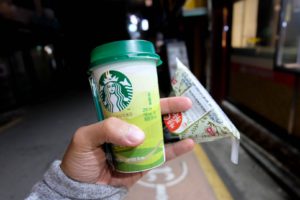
[229,0,300,137]
[208,0,300,195]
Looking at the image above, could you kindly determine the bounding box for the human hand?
[60,97,194,188]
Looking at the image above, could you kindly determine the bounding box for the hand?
[60,97,194,188]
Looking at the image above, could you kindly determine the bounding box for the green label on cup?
[96,65,165,173]
[99,70,133,112]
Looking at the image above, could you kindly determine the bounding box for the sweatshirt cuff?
[44,160,128,199]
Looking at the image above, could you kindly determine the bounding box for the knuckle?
[103,117,120,130]
[106,117,120,124]
[72,126,88,144]
[102,117,121,135]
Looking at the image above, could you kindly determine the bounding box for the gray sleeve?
[25,160,128,200]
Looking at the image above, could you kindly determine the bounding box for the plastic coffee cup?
[88,40,165,172]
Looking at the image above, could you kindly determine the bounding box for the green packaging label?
[99,70,133,112]
[96,62,165,172]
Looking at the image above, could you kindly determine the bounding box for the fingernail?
[126,125,145,145]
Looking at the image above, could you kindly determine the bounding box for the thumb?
[73,117,145,149]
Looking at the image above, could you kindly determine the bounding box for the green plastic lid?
[89,40,162,71]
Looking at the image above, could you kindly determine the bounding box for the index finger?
[160,97,192,115]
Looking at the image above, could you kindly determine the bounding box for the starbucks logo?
[99,70,133,112]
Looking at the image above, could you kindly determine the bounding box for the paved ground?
[126,140,289,200]
[0,90,292,200]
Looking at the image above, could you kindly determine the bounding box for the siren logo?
[99,70,133,112]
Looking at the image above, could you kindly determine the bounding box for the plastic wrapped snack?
[163,58,240,164]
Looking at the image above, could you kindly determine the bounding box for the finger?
[73,117,145,149]
[160,97,192,115]
[165,138,195,161]
[110,170,148,188]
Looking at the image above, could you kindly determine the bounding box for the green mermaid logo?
[99,70,133,112]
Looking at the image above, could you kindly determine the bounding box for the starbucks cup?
[88,40,165,172]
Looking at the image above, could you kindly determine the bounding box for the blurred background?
[0,0,300,199]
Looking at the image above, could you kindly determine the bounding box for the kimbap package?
[163,58,240,164]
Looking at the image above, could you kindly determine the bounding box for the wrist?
[45,161,128,199]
